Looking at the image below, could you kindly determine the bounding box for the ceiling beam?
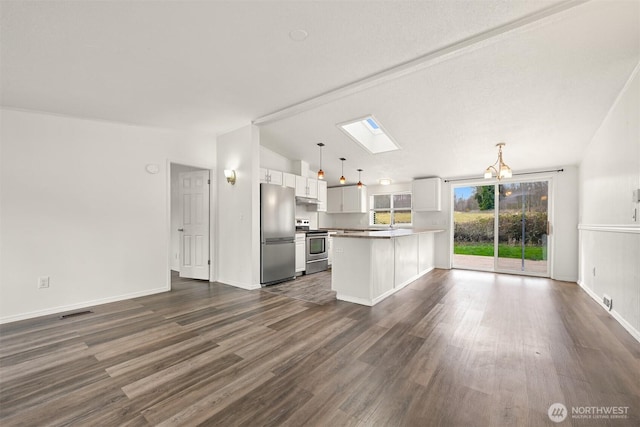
[253,0,590,126]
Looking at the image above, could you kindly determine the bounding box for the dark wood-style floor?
[1,269,639,426]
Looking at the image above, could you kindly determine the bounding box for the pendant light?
[483,142,512,180]
[316,143,325,180]
[356,168,364,189]
[339,158,346,184]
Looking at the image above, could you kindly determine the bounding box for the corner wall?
[578,65,640,341]
[216,125,261,289]
[0,109,216,323]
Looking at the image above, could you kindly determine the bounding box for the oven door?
[306,234,328,262]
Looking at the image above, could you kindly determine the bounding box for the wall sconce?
[224,169,236,185]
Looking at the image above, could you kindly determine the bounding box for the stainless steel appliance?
[261,184,296,285]
[295,219,329,274]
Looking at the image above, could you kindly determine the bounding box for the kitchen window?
[370,193,412,226]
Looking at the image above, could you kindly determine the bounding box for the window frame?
[369,192,413,226]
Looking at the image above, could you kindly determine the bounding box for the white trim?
[218,279,262,291]
[578,280,640,343]
[578,224,640,234]
[253,1,589,125]
[336,294,373,307]
[337,267,433,306]
[552,275,578,283]
[0,286,169,325]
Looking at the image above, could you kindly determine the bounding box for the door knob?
[178,228,184,232]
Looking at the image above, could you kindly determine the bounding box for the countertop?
[327,228,445,239]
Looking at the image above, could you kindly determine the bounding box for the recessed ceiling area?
[1,0,638,186]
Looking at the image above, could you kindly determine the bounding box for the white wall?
[0,109,216,322]
[217,125,261,289]
[578,65,640,341]
[260,145,294,173]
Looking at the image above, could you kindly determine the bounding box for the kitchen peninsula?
[331,229,444,306]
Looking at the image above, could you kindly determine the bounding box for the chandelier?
[484,142,512,180]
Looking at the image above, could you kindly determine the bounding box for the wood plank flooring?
[1,269,639,426]
[260,271,335,305]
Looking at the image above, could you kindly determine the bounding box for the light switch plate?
[634,189,640,203]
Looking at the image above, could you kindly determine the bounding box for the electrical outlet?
[603,294,613,311]
[38,276,50,289]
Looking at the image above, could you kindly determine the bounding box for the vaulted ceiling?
[1,1,638,186]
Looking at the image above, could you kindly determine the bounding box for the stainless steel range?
[295,219,328,274]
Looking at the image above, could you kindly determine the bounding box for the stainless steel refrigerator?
[260,183,296,285]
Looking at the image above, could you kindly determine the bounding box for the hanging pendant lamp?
[339,158,346,184]
[317,143,325,180]
[356,168,364,189]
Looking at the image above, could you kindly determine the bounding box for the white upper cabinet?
[327,187,343,213]
[327,186,367,213]
[317,180,327,212]
[283,172,296,189]
[295,176,318,199]
[412,177,442,211]
[260,168,283,185]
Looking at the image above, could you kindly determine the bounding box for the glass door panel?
[453,185,495,271]
[496,181,549,275]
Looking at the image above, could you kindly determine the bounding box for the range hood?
[295,196,319,205]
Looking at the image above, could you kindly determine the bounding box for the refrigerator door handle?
[264,238,295,245]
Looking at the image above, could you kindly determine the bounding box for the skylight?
[338,116,399,154]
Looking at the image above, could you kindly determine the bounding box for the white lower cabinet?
[295,233,306,274]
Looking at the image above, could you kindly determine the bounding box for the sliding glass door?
[453,180,550,276]
[496,181,549,275]
[453,185,495,271]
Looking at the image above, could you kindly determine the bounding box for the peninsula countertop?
[324,228,445,239]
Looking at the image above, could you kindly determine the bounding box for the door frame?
[450,174,555,278]
[167,160,216,289]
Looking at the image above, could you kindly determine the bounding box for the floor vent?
[602,295,613,311]
[60,310,93,319]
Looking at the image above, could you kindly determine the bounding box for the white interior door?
[179,170,210,280]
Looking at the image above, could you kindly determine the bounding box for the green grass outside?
[454,243,545,260]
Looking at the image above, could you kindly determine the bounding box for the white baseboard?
[0,286,170,325]
[577,280,640,343]
[552,274,578,283]
[217,278,261,291]
[339,267,434,307]
[336,293,373,306]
